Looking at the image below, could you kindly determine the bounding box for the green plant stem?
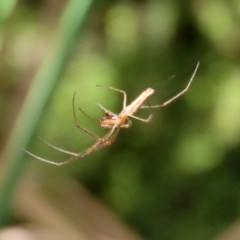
[0,0,93,225]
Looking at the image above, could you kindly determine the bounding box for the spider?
[24,62,199,166]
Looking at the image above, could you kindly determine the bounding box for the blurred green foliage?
[1,0,240,239]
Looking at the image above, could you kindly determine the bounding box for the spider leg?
[37,137,80,155]
[97,103,113,114]
[23,148,78,166]
[128,97,154,123]
[78,107,96,124]
[24,127,120,166]
[119,119,132,128]
[129,113,153,123]
[96,85,127,108]
[141,62,200,109]
[73,92,100,140]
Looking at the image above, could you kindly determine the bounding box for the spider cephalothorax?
[99,108,132,128]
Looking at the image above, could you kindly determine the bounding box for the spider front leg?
[24,127,120,166]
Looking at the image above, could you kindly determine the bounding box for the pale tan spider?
[24,62,199,166]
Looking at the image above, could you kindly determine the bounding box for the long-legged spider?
[24,62,199,166]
